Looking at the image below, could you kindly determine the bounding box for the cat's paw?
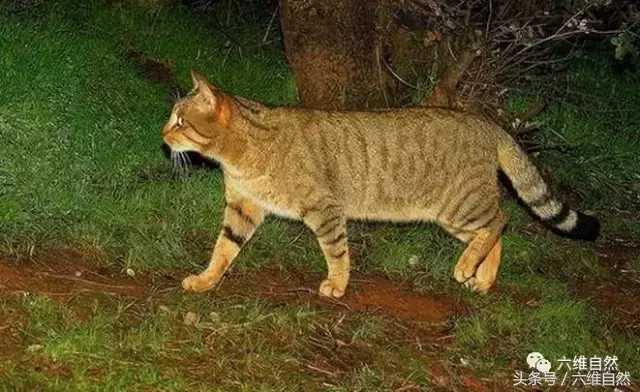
[182,274,217,293]
[464,259,498,293]
[319,279,346,298]
[463,276,492,293]
[453,259,477,283]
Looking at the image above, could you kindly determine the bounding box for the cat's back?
[266,105,501,146]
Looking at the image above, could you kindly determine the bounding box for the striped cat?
[162,71,599,297]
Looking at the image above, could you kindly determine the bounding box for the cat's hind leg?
[182,193,265,292]
[446,210,506,293]
[465,238,502,293]
[301,201,350,298]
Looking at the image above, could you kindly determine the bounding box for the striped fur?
[164,71,599,297]
[497,137,599,240]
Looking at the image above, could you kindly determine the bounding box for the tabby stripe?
[358,130,369,177]
[446,225,464,236]
[343,134,356,176]
[444,180,486,222]
[458,203,498,230]
[330,249,347,259]
[375,181,386,203]
[309,131,327,175]
[233,97,262,113]
[301,201,338,219]
[244,116,273,132]
[184,119,209,138]
[434,160,486,219]
[322,232,346,246]
[228,203,257,227]
[222,225,246,246]
[316,216,342,237]
[434,182,458,219]
[300,205,320,219]
[380,138,389,173]
[437,171,484,219]
[182,132,204,145]
[450,138,462,167]
[416,125,428,166]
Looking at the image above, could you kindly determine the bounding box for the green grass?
[1,1,639,390]
[508,53,640,211]
[0,0,296,271]
[0,293,442,391]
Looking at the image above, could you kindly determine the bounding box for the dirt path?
[2,244,639,391]
[0,248,463,323]
[0,247,489,390]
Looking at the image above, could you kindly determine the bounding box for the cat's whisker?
[170,150,183,179]
[179,152,187,172]
[177,151,190,179]
[175,153,183,174]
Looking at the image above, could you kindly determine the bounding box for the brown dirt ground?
[214,267,465,323]
[0,248,463,323]
[0,247,491,390]
[0,311,25,358]
[5,241,638,390]
[0,248,149,299]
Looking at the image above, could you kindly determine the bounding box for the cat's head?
[162,71,234,157]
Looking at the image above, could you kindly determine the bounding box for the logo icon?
[527,352,551,372]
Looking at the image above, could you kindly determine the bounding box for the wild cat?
[162,71,599,298]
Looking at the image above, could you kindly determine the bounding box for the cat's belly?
[231,174,439,223]
[253,197,299,219]
[346,204,439,222]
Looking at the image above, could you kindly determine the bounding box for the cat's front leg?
[301,201,351,298]
[182,198,265,292]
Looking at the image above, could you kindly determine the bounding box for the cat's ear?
[190,70,207,90]
[190,70,217,107]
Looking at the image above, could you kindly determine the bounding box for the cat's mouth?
[162,135,193,153]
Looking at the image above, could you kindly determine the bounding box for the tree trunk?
[280,0,483,110]
[279,0,383,110]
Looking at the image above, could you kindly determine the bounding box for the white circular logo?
[527,352,545,369]
[535,358,552,373]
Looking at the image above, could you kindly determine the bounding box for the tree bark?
[279,0,383,110]
[279,0,481,110]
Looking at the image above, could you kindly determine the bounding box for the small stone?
[335,339,349,347]
[209,312,220,323]
[183,312,197,326]
[408,255,420,266]
[26,344,43,353]
[74,271,82,277]
[126,268,135,277]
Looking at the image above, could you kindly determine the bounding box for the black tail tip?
[562,212,600,241]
